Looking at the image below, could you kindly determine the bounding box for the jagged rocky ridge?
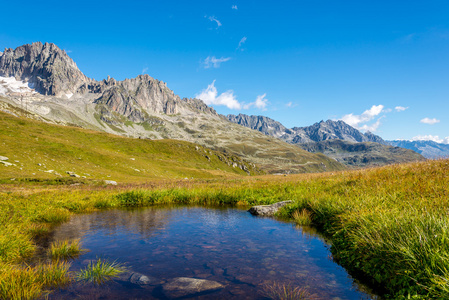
[0,42,346,174]
[227,114,425,167]
[227,114,386,144]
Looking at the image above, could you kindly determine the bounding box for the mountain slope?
[227,114,425,167]
[388,140,449,159]
[0,42,345,174]
[0,110,262,183]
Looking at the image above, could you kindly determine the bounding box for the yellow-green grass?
[262,281,311,300]
[75,258,125,285]
[49,239,84,260]
[0,111,258,185]
[0,159,448,298]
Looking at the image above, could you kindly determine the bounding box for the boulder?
[0,156,8,161]
[128,272,163,286]
[104,180,117,185]
[162,277,224,299]
[248,200,293,216]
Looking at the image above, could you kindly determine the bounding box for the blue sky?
[1,0,448,142]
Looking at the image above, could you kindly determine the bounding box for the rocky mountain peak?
[0,42,89,97]
[227,114,288,137]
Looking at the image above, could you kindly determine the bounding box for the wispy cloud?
[286,101,297,108]
[244,93,268,110]
[237,37,247,50]
[206,15,222,27]
[412,135,449,144]
[232,5,238,10]
[202,56,231,69]
[340,105,385,132]
[395,106,409,112]
[195,80,241,109]
[420,117,440,125]
[141,67,148,74]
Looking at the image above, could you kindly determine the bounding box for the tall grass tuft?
[292,209,312,226]
[49,239,84,260]
[262,281,311,300]
[0,260,71,300]
[76,258,125,285]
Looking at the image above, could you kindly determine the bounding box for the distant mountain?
[227,114,425,167]
[388,140,449,159]
[0,42,345,174]
[227,114,386,145]
[299,139,425,168]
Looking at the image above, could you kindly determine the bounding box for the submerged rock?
[248,200,293,216]
[128,272,163,286]
[162,277,224,299]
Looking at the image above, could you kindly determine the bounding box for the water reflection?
[49,206,377,299]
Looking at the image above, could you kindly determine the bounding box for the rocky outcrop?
[162,277,224,299]
[93,75,180,119]
[0,42,89,97]
[248,200,293,216]
[227,114,288,138]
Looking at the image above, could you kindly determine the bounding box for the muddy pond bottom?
[48,206,377,299]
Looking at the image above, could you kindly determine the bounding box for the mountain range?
[0,42,428,172]
[227,114,424,167]
[0,42,345,174]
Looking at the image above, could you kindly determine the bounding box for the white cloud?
[286,101,297,108]
[232,5,238,10]
[359,117,384,132]
[141,67,148,74]
[206,15,222,27]
[202,56,231,69]
[340,105,384,131]
[395,106,409,112]
[411,135,449,144]
[244,93,268,110]
[237,37,247,50]
[420,117,440,125]
[195,80,241,109]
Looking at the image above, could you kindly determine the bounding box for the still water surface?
[48,206,377,299]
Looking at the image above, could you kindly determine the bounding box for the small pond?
[47,206,378,299]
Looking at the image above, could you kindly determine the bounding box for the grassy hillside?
[0,111,259,183]
[1,159,448,299]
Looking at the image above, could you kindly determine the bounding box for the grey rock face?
[162,277,224,299]
[248,200,293,217]
[0,42,89,96]
[227,113,288,138]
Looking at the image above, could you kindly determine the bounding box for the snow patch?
[0,76,37,95]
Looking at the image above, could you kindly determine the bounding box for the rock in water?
[128,272,163,286]
[248,200,293,216]
[162,277,224,299]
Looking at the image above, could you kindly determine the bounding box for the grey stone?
[0,156,8,161]
[128,272,163,286]
[104,180,117,185]
[248,200,293,217]
[162,277,224,299]
[0,161,14,166]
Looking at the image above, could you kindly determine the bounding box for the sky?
[1,0,448,142]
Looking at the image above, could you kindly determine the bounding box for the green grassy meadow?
[1,112,448,299]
